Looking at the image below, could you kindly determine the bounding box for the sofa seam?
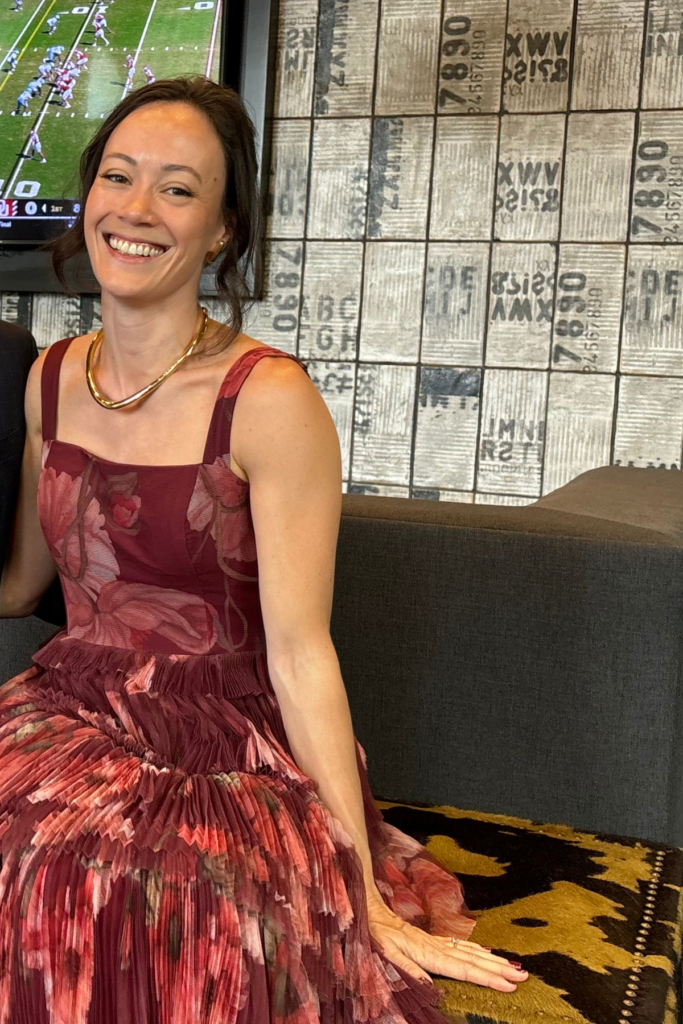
[340,512,683,550]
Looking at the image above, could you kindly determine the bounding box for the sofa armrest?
[530,465,683,541]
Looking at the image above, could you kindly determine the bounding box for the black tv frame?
[0,0,278,297]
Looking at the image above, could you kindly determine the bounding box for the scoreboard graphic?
[2,0,682,502]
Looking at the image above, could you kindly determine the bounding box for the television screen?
[0,0,267,249]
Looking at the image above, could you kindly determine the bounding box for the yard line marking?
[0,0,58,95]
[0,0,50,71]
[2,1,99,198]
[123,0,159,99]
[205,0,222,78]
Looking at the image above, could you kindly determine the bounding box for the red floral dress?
[0,339,476,1024]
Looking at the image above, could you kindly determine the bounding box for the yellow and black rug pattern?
[376,800,683,1024]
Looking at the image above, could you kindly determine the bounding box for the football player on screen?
[143,65,155,85]
[57,78,75,108]
[10,88,32,116]
[4,50,19,74]
[124,54,136,93]
[46,45,65,63]
[55,64,79,108]
[46,14,60,35]
[26,78,43,99]
[92,15,110,46]
[56,64,78,84]
[12,0,23,11]
[25,129,47,164]
[36,61,56,90]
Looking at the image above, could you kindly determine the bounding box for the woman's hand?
[365,888,529,992]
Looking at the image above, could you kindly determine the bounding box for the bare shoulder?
[231,344,337,475]
[24,346,50,434]
[26,344,50,384]
[237,342,317,407]
[31,333,92,378]
[58,332,94,377]
[25,334,92,434]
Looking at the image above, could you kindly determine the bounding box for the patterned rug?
[376,800,683,1024]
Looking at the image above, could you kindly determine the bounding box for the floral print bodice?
[39,338,310,661]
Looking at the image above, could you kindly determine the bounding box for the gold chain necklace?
[86,306,209,410]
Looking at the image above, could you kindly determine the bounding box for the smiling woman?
[0,75,527,1023]
[45,76,260,345]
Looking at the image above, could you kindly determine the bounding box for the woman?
[0,77,528,1022]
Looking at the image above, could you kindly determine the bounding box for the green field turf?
[0,0,223,201]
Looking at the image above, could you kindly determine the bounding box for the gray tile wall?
[3,0,683,503]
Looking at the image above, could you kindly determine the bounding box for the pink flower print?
[38,466,119,601]
[61,575,101,636]
[110,492,141,529]
[188,457,256,563]
[94,470,142,534]
[69,580,217,653]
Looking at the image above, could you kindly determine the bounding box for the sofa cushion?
[377,798,682,1024]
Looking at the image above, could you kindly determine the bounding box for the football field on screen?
[0,0,223,201]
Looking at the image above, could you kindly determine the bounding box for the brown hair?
[43,76,262,346]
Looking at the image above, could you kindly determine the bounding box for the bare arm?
[233,357,381,896]
[0,352,58,617]
[233,359,529,994]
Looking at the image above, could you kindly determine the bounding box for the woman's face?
[84,100,230,303]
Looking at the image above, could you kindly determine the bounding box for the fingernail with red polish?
[509,960,523,968]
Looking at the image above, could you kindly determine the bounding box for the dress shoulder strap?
[203,346,310,465]
[41,338,75,441]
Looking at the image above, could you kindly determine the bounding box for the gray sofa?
[332,466,683,846]
[2,465,682,845]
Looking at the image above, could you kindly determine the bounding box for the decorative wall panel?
[3,0,682,502]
